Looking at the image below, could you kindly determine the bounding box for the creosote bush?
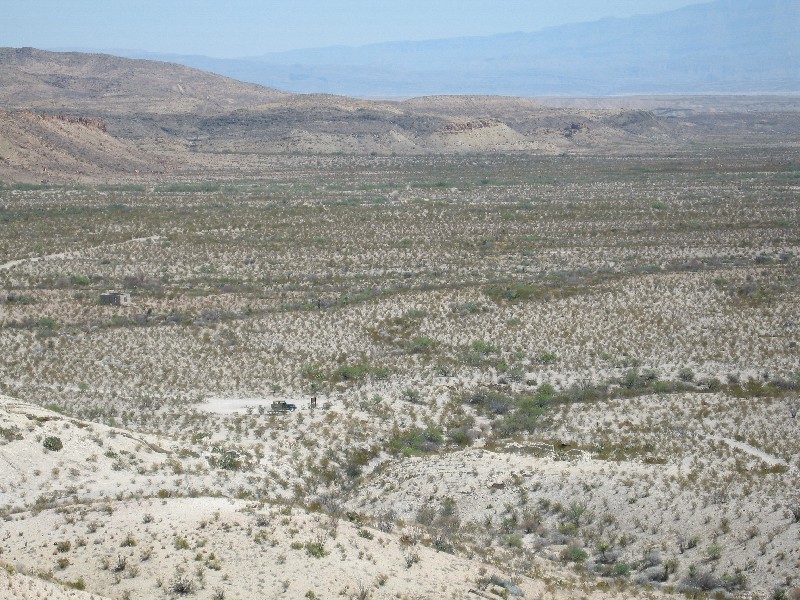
[43,436,63,451]
[305,541,329,558]
[388,427,443,456]
[171,573,194,594]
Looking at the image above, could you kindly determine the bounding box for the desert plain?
[0,48,798,600]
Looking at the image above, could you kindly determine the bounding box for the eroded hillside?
[0,111,166,184]
[6,48,796,183]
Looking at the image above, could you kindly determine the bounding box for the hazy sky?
[5,0,711,58]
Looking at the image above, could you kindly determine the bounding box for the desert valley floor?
[0,46,798,600]
[1,147,798,600]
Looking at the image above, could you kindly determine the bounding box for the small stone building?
[99,291,131,306]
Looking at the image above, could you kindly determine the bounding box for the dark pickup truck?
[271,400,297,412]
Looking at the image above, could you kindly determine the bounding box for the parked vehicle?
[271,400,297,412]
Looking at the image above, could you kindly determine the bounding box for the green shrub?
[175,537,190,550]
[447,428,473,447]
[432,535,454,554]
[459,387,514,414]
[34,318,60,338]
[557,522,578,536]
[434,363,457,377]
[69,275,91,286]
[301,363,325,382]
[536,352,558,365]
[213,451,241,471]
[613,563,631,577]
[561,546,588,562]
[494,391,550,436]
[622,368,645,389]
[343,445,380,479]
[331,363,370,382]
[69,577,86,590]
[388,427,443,456]
[470,340,497,355]
[459,384,552,436]
[706,544,723,560]
[452,301,483,314]
[408,336,437,354]
[484,282,543,303]
[170,573,194,594]
[721,571,747,591]
[651,380,678,394]
[43,436,63,451]
[0,426,22,442]
[305,542,328,558]
[400,388,421,403]
[370,366,392,380]
[4,293,35,305]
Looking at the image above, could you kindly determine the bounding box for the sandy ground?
[2,392,798,598]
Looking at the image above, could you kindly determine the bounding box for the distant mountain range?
[78,0,799,97]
